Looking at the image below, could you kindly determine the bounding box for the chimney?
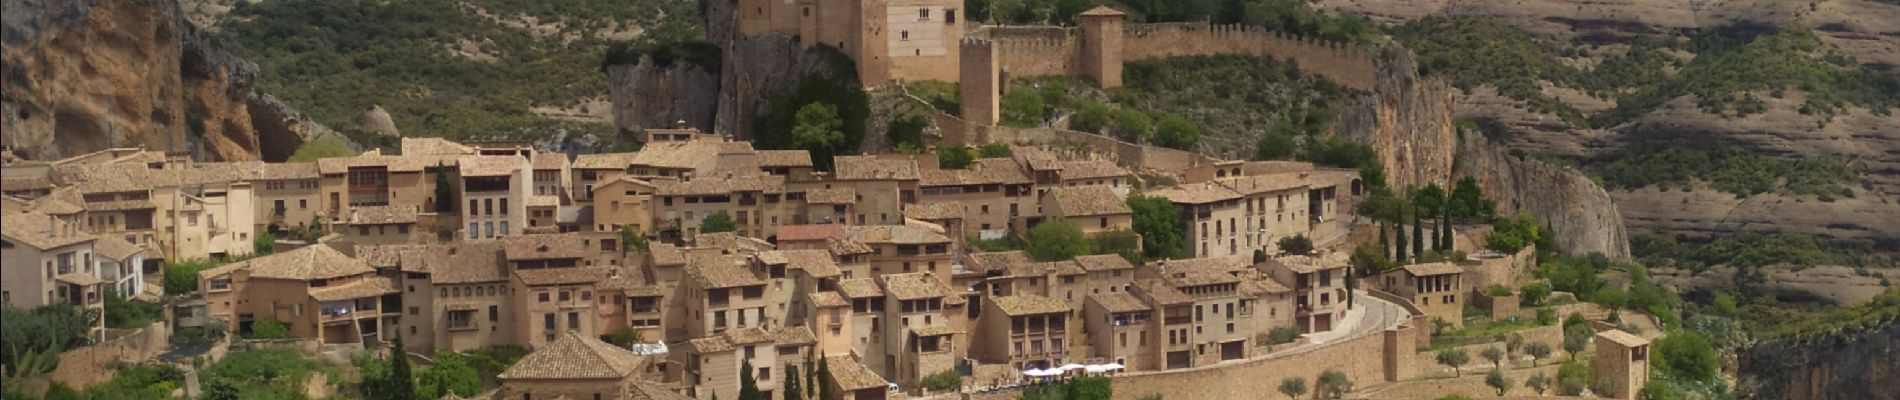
[675,119,688,130]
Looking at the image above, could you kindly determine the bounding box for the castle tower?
[959,39,999,128]
[1592,330,1651,399]
[1079,6,1126,88]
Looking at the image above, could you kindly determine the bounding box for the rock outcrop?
[1,0,324,162]
[606,60,718,135]
[1341,43,1457,191]
[698,0,852,139]
[355,105,399,137]
[1458,131,1633,257]
[1737,317,1900,400]
[248,92,349,160]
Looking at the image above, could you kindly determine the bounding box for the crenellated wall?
[1120,22,1375,91]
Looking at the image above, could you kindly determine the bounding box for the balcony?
[1164,316,1193,326]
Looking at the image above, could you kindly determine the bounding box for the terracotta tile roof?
[401,138,476,156]
[627,384,693,400]
[809,291,849,308]
[1,176,52,192]
[911,325,963,337]
[530,153,568,170]
[310,276,400,301]
[1268,254,1346,274]
[1088,293,1151,314]
[1239,277,1292,296]
[597,268,666,297]
[824,237,874,256]
[630,141,731,171]
[1402,262,1463,276]
[500,233,587,260]
[648,243,686,266]
[1218,173,1308,195]
[354,244,426,268]
[1156,257,1249,287]
[805,187,856,204]
[776,224,846,242]
[316,154,459,174]
[234,245,376,281]
[1004,261,1086,278]
[683,326,815,353]
[920,158,1029,187]
[686,256,763,289]
[400,243,509,284]
[1072,254,1134,272]
[693,232,774,254]
[965,251,1033,274]
[349,205,418,225]
[66,163,172,193]
[55,273,104,286]
[825,355,890,391]
[1597,329,1650,347]
[990,294,1069,315]
[903,202,963,220]
[1045,185,1129,217]
[1079,5,1126,16]
[767,249,842,278]
[836,278,883,298]
[26,189,83,215]
[572,152,640,170]
[654,175,784,196]
[845,225,950,245]
[1056,159,1128,181]
[256,162,320,181]
[833,156,919,181]
[1133,280,1192,305]
[458,155,526,177]
[880,273,949,300]
[84,199,157,212]
[499,331,647,380]
[515,267,612,286]
[1011,147,1061,171]
[94,235,144,261]
[1149,181,1241,204]
[525,195,559,208]
[756,150,813,167]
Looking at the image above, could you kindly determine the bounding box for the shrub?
[1069,100,1113,133]
[700,212,737,234]
[922,370,961,392]
[247,317,289,339]
[1027,220,1093,261]
[1110,109,1153,142]
[1276,235,1314,255]
[1267,326,1301,345]
[1520,283,1552,307]
[1001,89,1046,128]
[1092,229,1146,264]
[287,135,359,163]
[887,114,929,150]
[1152,115,1200,149]
[978,143,1012,158]
[937,147,975,169]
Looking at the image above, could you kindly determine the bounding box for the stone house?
[503,234,608,348]
[196,244,397,344]
[1,212,106,338]
[974,294,1071,370]
[339,205,423,246]
[830,156,919,226]
[735,0,965,85]
[592,176,657,235]
[1262,254,1349,333]
[678,254,772,341]
[1372,262,1466,329]
[1082,292,1154,369]
[1039,185,1132,237]
[917,158,1036,238]
[458,155,533,241]
[676,326,816,400]
[495,331,681,400]
[251,162,324,234]
[1151,181,1246,259]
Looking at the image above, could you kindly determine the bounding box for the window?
[568,312,580,329]
[539,292,550,302]
[499,222,509,236]
[760,367,771,380]
[489,305,499,322]
[946,9,956,23]
[1100,217,1109,228]
[469,223,480,239]
[500,198,508,214]
[449,310,476,329]
[901,30,909,40]
[470,199,479,214]
[919,8,929,20]
[484,222,494,238]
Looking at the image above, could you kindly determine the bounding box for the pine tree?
[1412,204,1424,260]
[390,335,415,400]
[1378,221,1390,261]
[433,162,454,213]
[805,352,817,398]
[1440,205,1453,251]
[817,358,837,400]
[1394,219,1408,263]
[740,359,762,400]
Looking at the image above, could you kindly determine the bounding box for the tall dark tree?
[817,358,837,400]
[434,163,454,213]
[805,352,817,398]
[740,359,763,400]
[1412,203,1425,259]
[389,335,415,400]
[1378,221,1390,261]
[784,364,802,400]
[1440,204,1454,251]
[1394,218,1408,263]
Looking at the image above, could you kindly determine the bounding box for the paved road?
[1292,290,1407,350]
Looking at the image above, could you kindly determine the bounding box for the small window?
[901,31,909,40]
[918,9,929,21]
[946,9,957,23]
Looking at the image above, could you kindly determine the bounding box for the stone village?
[0,1,1659,400]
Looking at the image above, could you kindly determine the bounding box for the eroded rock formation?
[1737,319,1900,400]
[606,60,718,135]
[1341,43,1456,192]
[1458,132,1633,257]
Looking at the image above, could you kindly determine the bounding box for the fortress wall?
[991,34,1084,77]
[1107,322,1417,400]
[1122,22,1377,91]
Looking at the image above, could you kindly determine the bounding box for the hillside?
[197,0,702,148]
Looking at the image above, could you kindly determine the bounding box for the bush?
[1267,326,1301,345]
[164,259,221,295]
[202,349,321,400]
[1276,235,1314,255]
[1069,100,1113,133]
[1556,361,1593,395]
[1485,213,1541,253]
[887,114,929,150]
[937,147,975,169]
[978,143,1012,158]
[1110,109,1153,142]
[0,304,93,373]
[922,370,961,392]
[700,212,737,234]
[1027,220,1094,261]
[1152,115,1200,149]
[247,317,289,339]
[1484,284,1513,297]
[287,135,359,163]
[103,288,163,329]
[1520,283,1552,307]
[1652,331,1721,383]
[1092,229,1146,264]
[1255,131,1297,161]
[1001,89,1046,128]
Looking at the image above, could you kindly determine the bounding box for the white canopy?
[1058,363,1086,371]
[1023,368,1063,377]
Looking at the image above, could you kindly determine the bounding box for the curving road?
[1291,290,1408,350]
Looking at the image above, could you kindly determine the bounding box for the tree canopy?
[1027,220,1094,261]
[1127,195,1188,260]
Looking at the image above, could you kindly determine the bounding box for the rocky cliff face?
[606,60,718,135]
[1,0,327,162]
[1458,131,1633,257]
[1737,320,1900,400]
[692,0,850,139]
[1341,43,1457,191]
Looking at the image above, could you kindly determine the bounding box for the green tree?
[1255,131,1297,161]
[1486,213,1541,253]
[1277,377,1307,400]
[249,316,289,339]
[1027,220,1094,261]
[793,103,847,152]
[1652,331,1720,383]
[1449,177,1492,221]
[1316,370,1352,399]
[1412,203,1425,259]
[784,364,803,400]
[1153,115,1200,149]
[619,226,647,254]
[740,359,762,400]
[1276,235,1314,255]
[701,212,737,234]
[1093,229,1145,264]
[817,358,836,400]
[1001,89,1046,128]
[1436,349,1470,377]
[252,231,276,256]
[805,352,817,399]
[978,143,1013,158]
[1556,361,1592,395]
[1524,341,1552,366]
[921,370,961,392]
[1562,323,1594,361]
[937,147,975,169]
[287,135,358,162]
[1485,369,1512,396]
[434,163,456,213]
[1481,346,1505,369]
[1519,283,1551,307]
[1069,100,1113,134]
[1127,195,1187,260]
[390,336,415,400]
[1394,218,1409,262]
[887,114,928,150]
[1110,109,1153,142]
[415,352,481,399]
[1525,373,1549,395]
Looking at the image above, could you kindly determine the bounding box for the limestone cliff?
[1340,43,1457,192]
[1737,318,1900,400]
[1,0,329,162]
[697,0,853,140]
[606,60,718,135]
[1458,132,1633,257]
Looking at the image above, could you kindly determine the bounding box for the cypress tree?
[818,358,837,400]
[740,359,762,400]
[805,352,817,398]
[1394,218,1408,263]
[784,365,802,400]
[1440,206,1454,251]
[433,162,454,213]
[1378,221,1390,261]
[390,335,415,400]
[1412,204,1424,259]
